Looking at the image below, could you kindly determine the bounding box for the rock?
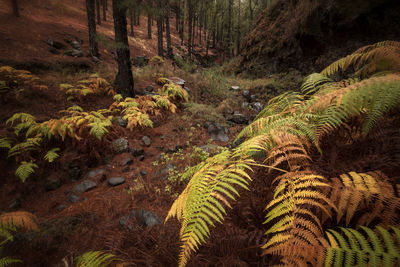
[170,77,185,87]
[122,166,130,172]
[52,41,64,49]
[227,112,248,125]
[138,155,145,161]
[250,102,265,112]
[120,210,161,229]
[91,56,100,63]
[250,95,258,103]
[183,87,191,95]
[200,144,220,153]
[68,163,82,181]
[112,138,129,154]
[142,136,151,147]
[71,40,81,49]
[130,148,144,157]
[166,146,177,153]
[158,164,176,180]
[206,122,229,142]
[67,193,80,203]
[45,38,53,46]
[242,90,252,102]
[108,177,125,186]
[57,204,67,212]
[9,199,21,211]
[241,102,250,109]
[230,85,241,92]
[87,168,106,179]
[64,49,83,57]
[145,85,154,92]
[73,180,97,193]
[140,170,147,177]
[112,116,128,128]
[44,177,61,191]
[221,105,234,117]
[48,47,60,54]
[133,56,149,67]
[119,155,133,166]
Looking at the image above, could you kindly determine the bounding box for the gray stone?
[64,49,83,57]
[67,193,80,203]
[91,56,100,63]
[130,148,144,157]
[170,77,186,87]
[133,56,149,67]
[145,85,154,92]
[120,209,161,229]
[57,204,67,212]
[221,106,234,117]
[112,116,127,128]
[44,177,61,191]
[250,95,258,103]
[71,40,81,49]
[241,101,250,109]
[158,164,176,180]
[9,199,21,211]
[68,163,82,181]
[46,38,53,46]
[49,47,60,54]
[138,155,145,161]
[73,180,97,193]
[122,166,130,172]
[250,102,265,112]
[108,177,125,186]
[230,85,241,92]
[206,122,229,142]
[112,138,129,154]
[52,41,64,49]
[227,112,248,125]
[87,168,106,179]
[142,136,151,147]
[119,155,133,166]
[242,90,252,102]
[140,170,147,177]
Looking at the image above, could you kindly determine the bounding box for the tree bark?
[130,9,134,36]
[187,0,193,58]
[96,0,101,25]
[147,14,152,39]
[157,12,164,57]
[165,0,173,58]
[112,0,134,97]
[11,0,19,17]
[102,0,107,21]
[86,0,99,57]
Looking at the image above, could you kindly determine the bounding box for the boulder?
[112,138,129,154]
[206,122,229,142]
[133,56,149,67]
[64,49,83,57]
[242,90,252,102]
[73,180,97,193]
[71,40,81,50]
[227,112,248,125]
[229,85,241,92]
[87,168,106,179]
[68,163,82,181]
[141,136,151,147]
[119,154,133,166]
[108,177,126,186]
[120,209,161,229]
[250,102,265,112]
[67,193,80,203]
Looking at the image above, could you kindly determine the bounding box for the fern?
[15,161,38,182]
[301,73,334,95]
[44,148,60,163]
[0,257,21,267]
[159,83,189,102]
[0,137,11,150]
[166,150,254,267]
[325,226,400,267]
[76,251,119,267]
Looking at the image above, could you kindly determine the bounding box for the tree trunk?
[147,14,152,39]
[130,9,134,36]
[102,0,107,21]
[86,0,99,57]
[176,2,180,31]
[96,0,101,25]
[249,0,253,21]
[112,0,134,97]
[237,0,241,55]
[156,1,164,58]
[187,0,193,58]
[165,1,173,58]
[11,0,19,17]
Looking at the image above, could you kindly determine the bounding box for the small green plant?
[76,251,119,267]
[150,56,165,66]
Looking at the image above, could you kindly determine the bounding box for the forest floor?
[0,0,297,266]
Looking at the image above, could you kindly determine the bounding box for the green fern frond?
[324,226,400,267]
[166,150,253,267]
[59,83,74,90]
[6,113,36,126]
[0,257,21,267]
[15,161,38,182]
[44,148,60,163]
[0,137,11,150]
[113,94,123,102]
[76,251,119,267]
[159,84,189,102]
[8,137,41,158]
[301,73,334,95]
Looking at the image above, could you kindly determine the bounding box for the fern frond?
[301,73,334,95]
[0,137,11,150]
[76,251,119,267]
[159,84,189,102]
[166,150,253,267]
[6,113,36,126]
[324,226,400,267]
[0,257,21,267]
[0,211,39,232]
[44,148,60,163]
[15,161,38,182]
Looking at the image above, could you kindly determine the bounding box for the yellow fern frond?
[0,211,39,232]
